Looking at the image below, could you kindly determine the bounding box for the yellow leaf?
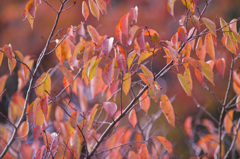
[123,72,131,95]
[89,0,100,20]
[202,18,217,36]
[205,33,215,60]
[177,67,192,96]
[160,94,175,127]
[34,72,51,97]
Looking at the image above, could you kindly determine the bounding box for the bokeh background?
[1,0,240,158]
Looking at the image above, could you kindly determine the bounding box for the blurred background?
[1,0,240,158]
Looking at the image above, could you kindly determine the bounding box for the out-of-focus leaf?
[202,18,217,36]
[90,68,107,98]
[181,0,193,10]
[58,66,73,87]
[225,35,236,54]
[160,94,175,127]
[17,121,29,139]
[102,59,115,85]
[69,111,78,129]
[190,15,200,31]
[137,29,146,50]
[40,96,48,120]
[223,110,234,133]
[233,71,240,88]
[82,1,89,21]
[156,136,173,153]
[167,0,176,17]
[127,50,136,69]
[120,13,129,36]
[103,102,117,118]
[96,0,107,14]
[35,72,51,97]
[138,50,152,64]
[139,89,150,114]
[8,58,16,75]
[89,0,100,20]
[236,95,240,110]
[117,53,126,74]
[195,37,205,61]
[87,25,100,44]
[88,104,99,129]
[177,67,192,96]
[220,18,230,38]
[199,60,214,85]
[55,39,72,66]
[35,146,46,159]
[88,56,102,81]
[178,26,187,43]
[128,151,138,159]
[184,116,193,137]
[130,6,138,23]
[0,75,8,101]
[3,44,13,60]
[128,25,140,45]
[123,72,131,95]
[70,131,82,158]
[138,144,150,159]
[198,134,219,158]
[205,33,215,60]
[35,102,44,126]
[216,58,225,78]
[23,0,41,28]
[128,109,137,128]
[195,68,204,86]
[55,106,64,122]
[102,37,114,55]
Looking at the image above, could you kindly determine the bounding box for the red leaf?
[160,94,175,127]
[184,116,193,137]
[128,109,137,128]
[33,126,41,140]
[82,1,89,21]
[216,58,225,78]
[137,29,146,50]
[102,37,114,55]
[116,23,122,44]
[120,13,129,36]
[87,25,100,44]
[102,59,115,85]
[103,102,117,118]
[156,136,173,153]
[3,44,13,60]
[40,96,48,120]
[178,26,187,43]
[117,53,126,74]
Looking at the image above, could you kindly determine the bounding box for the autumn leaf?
[58,66,73,87]
[199,60,214,85]
[130,6,138,23]
[167,0,176,17]
[103,102,117,118]
[184,116,193,137]
[102,37,114,55]
[127,50,136,69]
[123,72,131,95]
[34,72,51,97]
[89,0,100,20]
[40,96,48,120]
[82,1,89,21]
[35,102,45,126]
[96,0,107,14]
[202,17,217,36]
[205,33,215,60]
[195,37,205,61]
[18,121,29,139]
[216,58,225,78]
[69,111,78,129]
[224,110,234,133]
[139,89,150,114]
[87,25,100,44]
[120,13,129,36]
[138,50,152,64]
[3,44,13,60]
[190,15,200,31]
[156,136,173,153]
[116,53,126,74]
[88,104,99,129]
[128,109,137,128]
[0,75,8,101]
[138,144,150,159]
[116,23,122,44]
[177,67,192,96]
[236,96,240,110]
[160,94,175,127]
[178,26,187,43]
[70,131,82,158]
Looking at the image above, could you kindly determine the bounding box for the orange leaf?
[130,6,138,23]
[88,104,99,129]
[55,106,64,122]
[138,50,152,64]
[69,111,78,129]
[103,102,117,118]
[184,116,193,137]
[205,33,215,60]
[120,13,129,36]
[128,151,139,159]
[123,72,131,95]
[58,66,73,87]
[167,0,176,17]
[87,25,100,44]
[195,68,204,86]
[35,72,51,97]
[156,136,173,153]
[178,26,187,43]
[89,0,100,20]
[138,144,150,159]
[236,95,240,110]
[3,44,13,60]
[35,103,44,126]
[8,58,17,75]
[195,37,205,61]
[190,15,200,31]
[18,121,29,139]
[82,1,89,21]
[160,94,175,127]
[96,0,107,14]
[177,67,192,96]
[102,37,114,55]
[0,75,8,100]
[127,50,136,69]
[128,109,137,128]
[90,68,106,98]
[55,39,72,66]
[216,58,225,78]
[199,60,214,85]
[116,23,122,44]
[139,89,150,114]
[70,131,82,158]
[202,18,217,36]
[223,110,234,133]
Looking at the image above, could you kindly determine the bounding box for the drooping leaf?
[69,111,78,129]
[8,58,17,75]
[195,37,205,61]
[137,29,146,50]
[89,0,100,20]
[220,18,230,38]
[178,26,187,43]
[138,50,152,64]
[34,72,51,97]
[102,59,115,85]
[82,1,89,21]
[127,50,136,69]
[103,102,117,118]
[138,144,150,159]
[139,89,150,114]
[128,25,141,45]
[87,25,100,44]
[202,17,217,36]
[195,68,204,86]
[90,68,106,98]
[156,136,173,153]
[3,44,13,60]
[167,0,176,17]
[122,72,131,95]
[88,56,102,81]
[205,33,215,60]
[0,75,8,101]
[116,53,126,74]
[96,0,107,14]
[216,58,225,78]
[88,104,99,129]
[17,121,29,139]
[70,131,82,158]
[55,39,72,66]
[177,67,192,96]
[23,0,41,28]
[102,37,114,55]
[199,60,214,85]
[120,13,129,36]
[128,109,137,128]
[160,94,175,127]
[35,102,45,126]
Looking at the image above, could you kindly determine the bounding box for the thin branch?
[43,0,58,13]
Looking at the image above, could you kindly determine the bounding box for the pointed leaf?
[139,89,150,114]
[58,66,73,87]
[127,50,136,69]
[167,0,176,17]
[117,53,126,74]
[156,136,173,153]
[202,18,216,36]
[160,94,175,127]
[130,6,138,23]
[103,102,117,118]
[137,29,146,50]
[35,103,44,126]
[178,26,187,43]
[177,67,192,96]
[96,0,107,14]
[69,111,78,129]
[120,13,129,36]
[89,0,100,20]
[223,110,234,133]
[138,50,152,64]
[195,37,205,61]
[199,60,214,85]
[82,1,89,21]
[87,25,100,44]
[205,33,215,60]
[102,37,114,55]
[138,144,150,159]
[128,109,137,128]
[3,44,13,60]
[190,15,200,31]
[8,58,17,75]
[18,121,29,139]
[123,72,131,95]
[216,58,225,78]
[35,72,51,97]
[102,59,114,85]
[116,23,122,44]
[184,116,193,137]
[195,68,204,86]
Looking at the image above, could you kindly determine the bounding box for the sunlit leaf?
[55,39,72,66]
[89,0,100,20]
[178,26,187,43]
[220,17,230,38]
[205,33,215,60]
[160,94,175,127]
[87,25,100,44]
[195,37,205,61]
[103,102,117,118]
[181,0,193,10]
[82,1,89,21]
[138,50,152,64]
[156,136,173,153]
[199,60,214,85]
[3,44,13,60]
[35,72,51,97]
[23,0,41,28]
[123,72,131,95]
[127,50,136,69]
[116,23,122,44]
[177,67,192,96]
[18,121,29,139]
[216,58,225,78]
[120,13,129,36]
[102,37,114,55]
[128,25,141,45]
[202,18,217,36]
[130,6,138,23]
[167,0,176,17]
[139,89,150,114]
[184,116,193,137]
[128,109,137,128]
[138,144,150,159]
[88,56,102,81]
